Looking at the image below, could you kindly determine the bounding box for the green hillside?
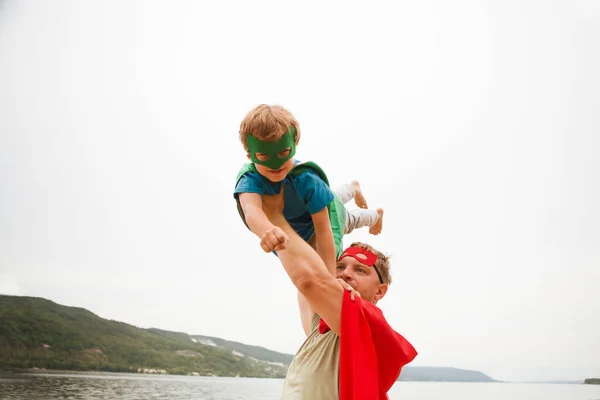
[398,366,496,382]
[190,334,293,365]
[0,294,502,383]
[0,295,287,378]
[584,378,600,384]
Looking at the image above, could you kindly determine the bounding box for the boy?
[233,104,384,274]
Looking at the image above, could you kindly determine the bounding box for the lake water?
[0,372,599,400]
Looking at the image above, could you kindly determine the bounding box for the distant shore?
[1,368,129,376]
[0,368,285,379]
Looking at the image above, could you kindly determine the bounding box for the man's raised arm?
[261,187,344,335]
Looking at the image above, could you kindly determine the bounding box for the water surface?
[0,372,598,400]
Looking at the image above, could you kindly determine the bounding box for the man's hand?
[337,278,361,301]
[260,226,289,253]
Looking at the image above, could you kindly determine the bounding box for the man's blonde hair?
[347,242,393,286]
[239,104,301,150]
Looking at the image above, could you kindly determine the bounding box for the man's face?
[336,256,388,303]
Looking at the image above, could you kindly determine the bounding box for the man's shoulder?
[344,296,418,393]
[357,298,417,358]
[349,297,398,338]
[360,300,384,315]
[309,312,323,333]
[357,300,386,323]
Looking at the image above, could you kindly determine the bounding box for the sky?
[1,0,599,383]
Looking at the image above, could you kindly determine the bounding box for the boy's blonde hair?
[348,241,393,286]
[239,104,301,150]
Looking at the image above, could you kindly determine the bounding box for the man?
[259,187,417,400]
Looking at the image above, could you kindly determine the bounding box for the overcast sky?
[1,0,599,383]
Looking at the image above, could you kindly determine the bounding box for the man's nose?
[340,268,352,281]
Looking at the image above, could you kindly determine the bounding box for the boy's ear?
[246,152,251,160]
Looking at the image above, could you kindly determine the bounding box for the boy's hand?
[260,227,289,253]
[260,186,287,252]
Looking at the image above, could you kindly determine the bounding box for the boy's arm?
[293,170,337,275]
[238,193,276,238]
[311,208,337,277]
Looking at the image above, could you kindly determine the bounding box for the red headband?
[338,246,384,283]
[338,246,378,266]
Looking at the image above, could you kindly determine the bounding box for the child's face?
[246,128,297,182]
[251,153,295,183]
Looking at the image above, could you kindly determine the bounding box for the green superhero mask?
[246,126,296,170]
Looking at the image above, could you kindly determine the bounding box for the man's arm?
[297,292,314,336]
[262,196,344,335]
[297,278,360,337]
[311,207,337,277]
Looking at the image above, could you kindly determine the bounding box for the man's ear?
[373,284,388,302]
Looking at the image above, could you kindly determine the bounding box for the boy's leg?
[333,183,355,205]
[345,208,384,235]
[333,180,368,209]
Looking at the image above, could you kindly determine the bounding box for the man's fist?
[260,226,289,253]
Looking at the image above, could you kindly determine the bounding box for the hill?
[584,378,600,384]
[398,366,496,382]
[0,295,497,382]
[189,334,293,366]
[0,295,287,377]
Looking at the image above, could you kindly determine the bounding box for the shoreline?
[0,369,589,385]
[0,367,284,379]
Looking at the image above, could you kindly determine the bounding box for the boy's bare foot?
[369,208,384,235]
[351,180,368,209]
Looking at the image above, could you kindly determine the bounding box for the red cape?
[319,290,417,400]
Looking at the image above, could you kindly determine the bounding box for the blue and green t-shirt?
[233,159,335,243]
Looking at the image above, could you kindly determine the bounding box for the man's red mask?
[338,246,384,284]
